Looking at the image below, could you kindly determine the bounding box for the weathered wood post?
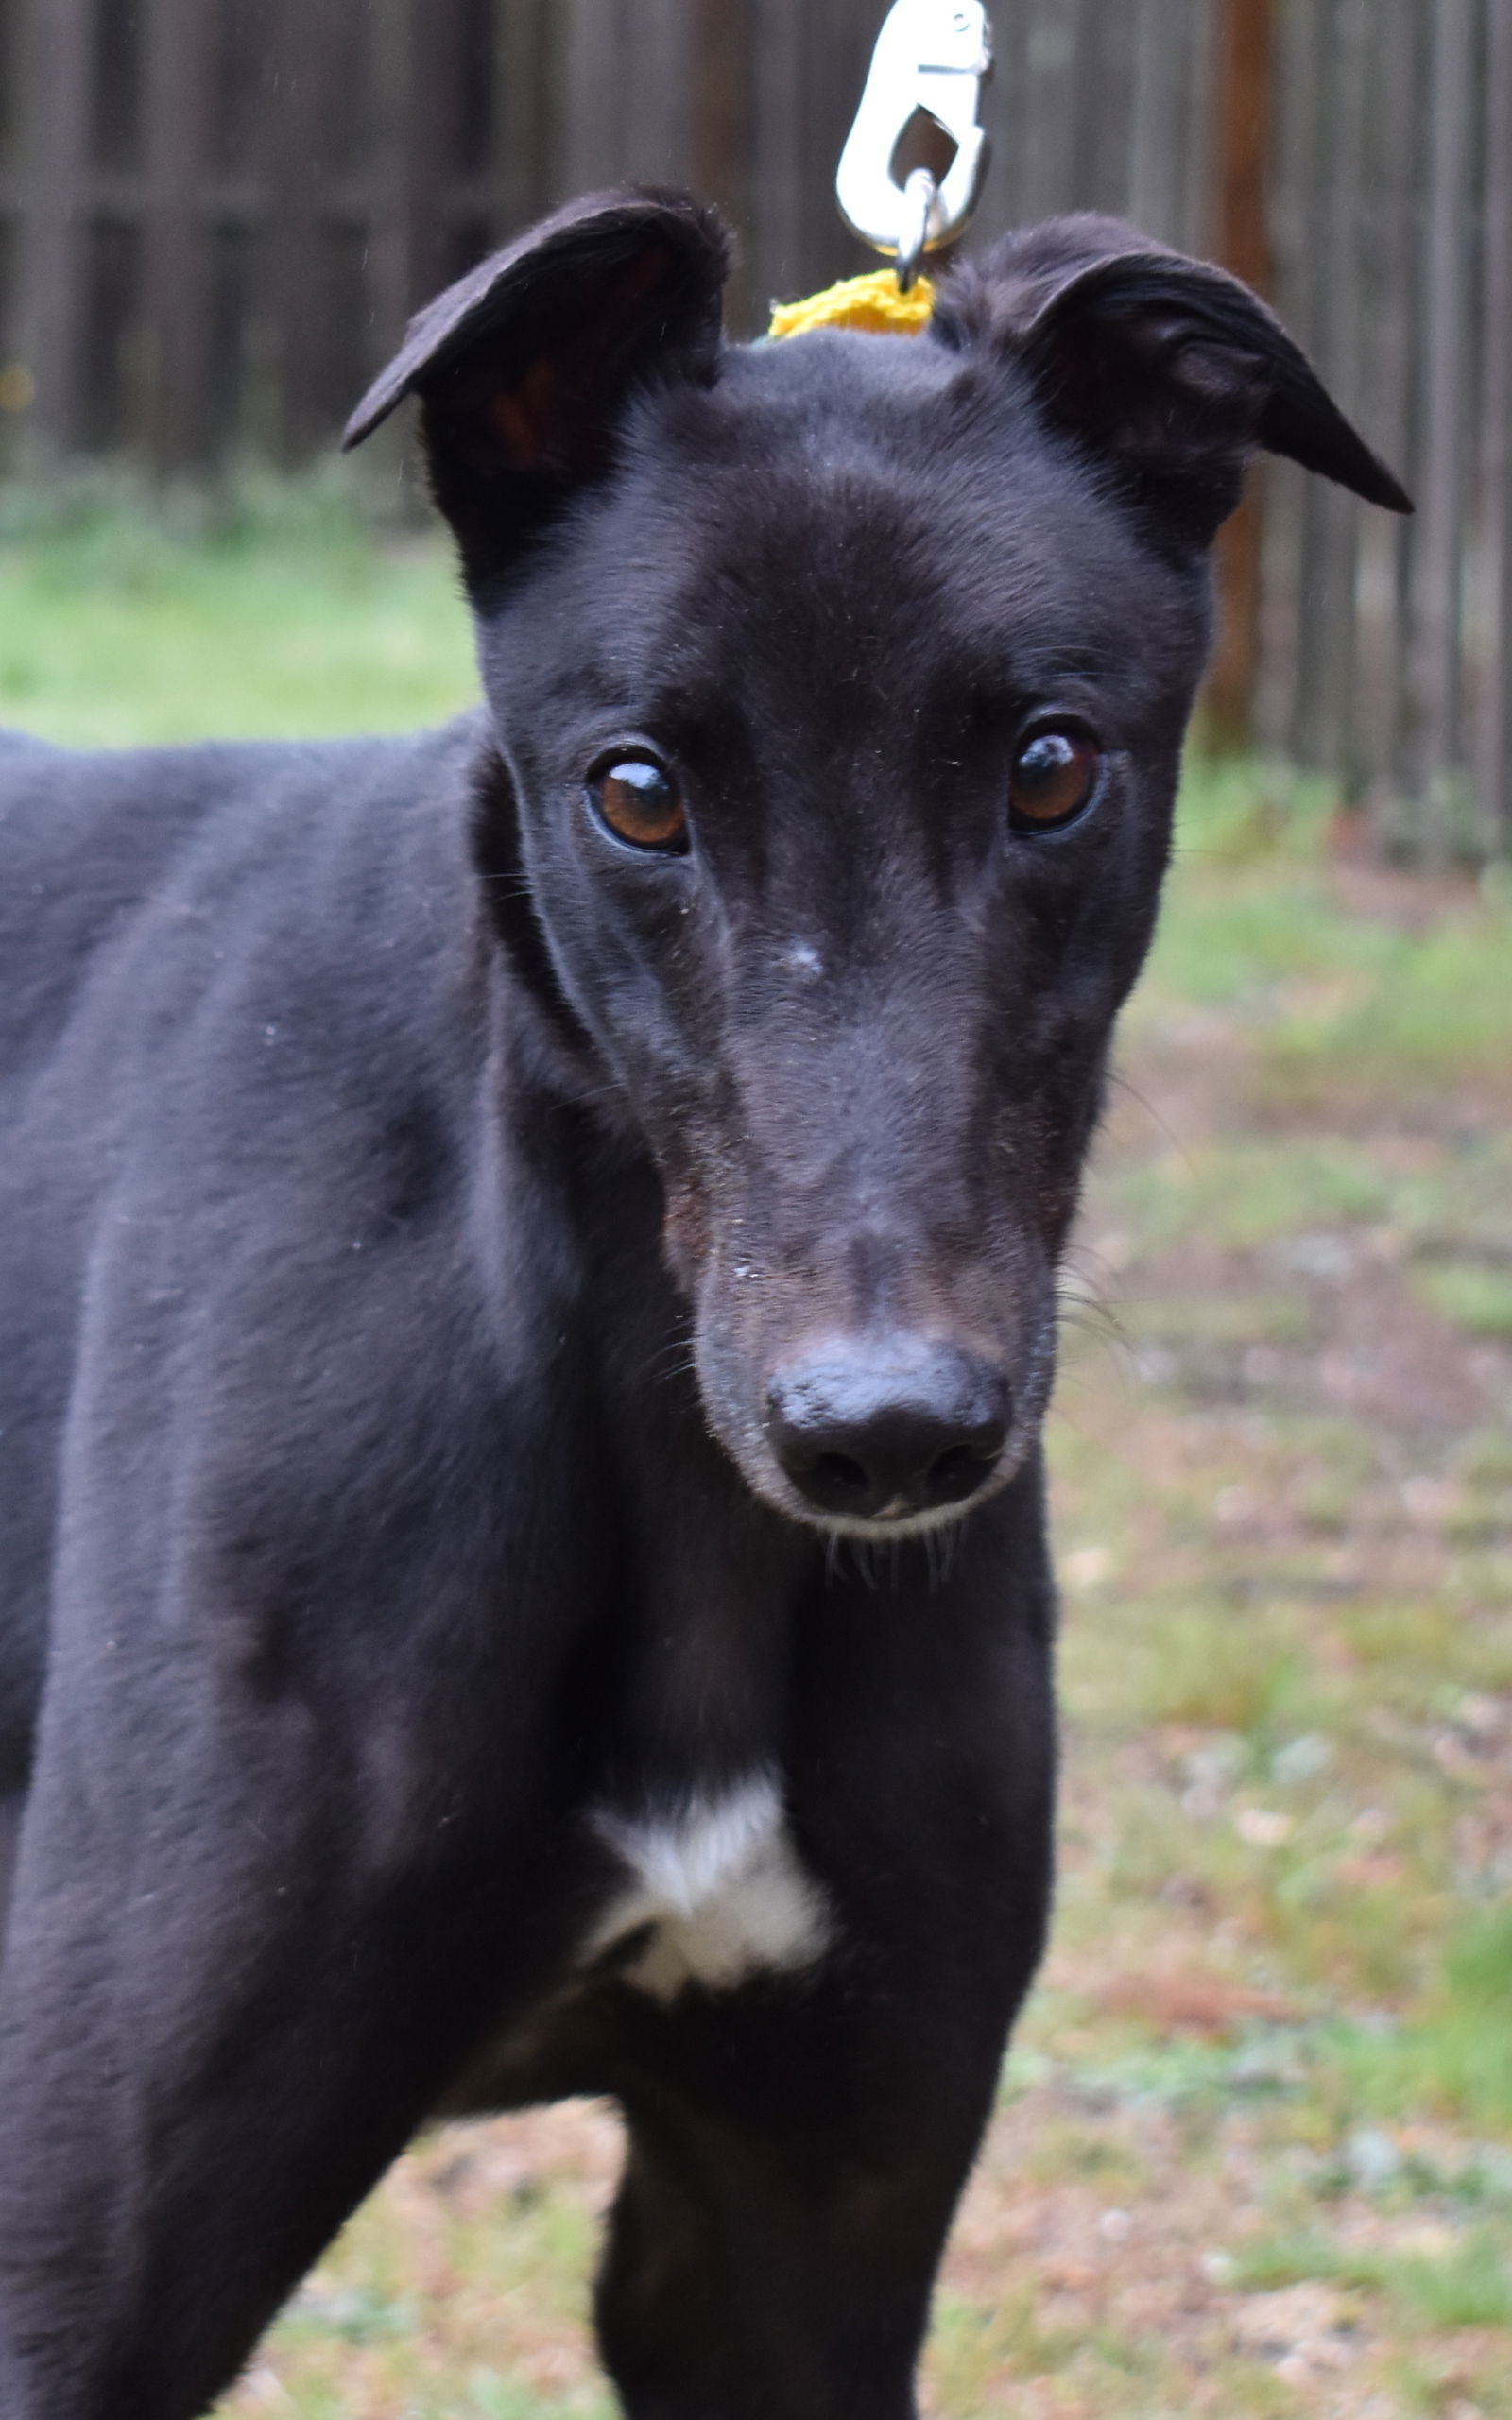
[16,0,94,462]
[1480,0,1512,857]
[142,0,215,476]
[1207,0,1274,751]
[1406,0,1475,860]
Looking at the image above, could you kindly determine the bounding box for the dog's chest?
[584,1774,833,2000]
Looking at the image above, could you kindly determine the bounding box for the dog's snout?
[766,1337,1008,1523]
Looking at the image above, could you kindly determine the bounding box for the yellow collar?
[767,269,936,341]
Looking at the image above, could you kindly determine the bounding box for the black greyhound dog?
[0,189,1406,2418]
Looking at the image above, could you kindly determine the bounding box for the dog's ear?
[933,214,1411,541]
[343,188,730,588]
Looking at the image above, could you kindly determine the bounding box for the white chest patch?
[585,1774,833,2001]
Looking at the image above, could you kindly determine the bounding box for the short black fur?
[0,190,1406,2418]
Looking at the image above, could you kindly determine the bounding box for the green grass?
[3,479,1509,2418]
[1144,760,1512,1087]
[1330,1914,1512,2130]
[1415,1261,1512,1339]
[1235,2223,1512,2330]
[0,470,475,745]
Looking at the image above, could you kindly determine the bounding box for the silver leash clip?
[835,2,993,292]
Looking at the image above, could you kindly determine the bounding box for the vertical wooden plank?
[1374,0,1422,837]
[455,0,497,200]
[358,0,421,499]
[1248,0,1314,753]
[804,0,878,295]
[1405,0,1475,858]
[0,0,20,451]
[1207,0,1274,747]
[973,0,1032,236]
[622,0,694,187]
[1128,0,1190,243]
[747,0,806,313]
[1290,0,1370,783]
[495,0,555,233]
[1479,0,1512,853]
[752,0,871,309]
[1282,0,1333,766]
[266,0,335,459]
[142,0,215,473]
[408,0,471,298]
[89,0,146,170]
[1330,0,1423,842]
[1070,0,1114,214]
[1022,0,1084,223]
[18,0,94,458]
[320,0,386,420]
[369,0,469,376]
[271,0,410,459]
[1355,0,1422,836]
[693,0,754,331]
[368,0,416,365]
[1177,0,1218,256]
[0,0,26,176]
[560,0,629,193]
[1326,0,1371,789]
[1211,0,1272,292]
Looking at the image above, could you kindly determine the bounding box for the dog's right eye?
[1008,728,1102,833]
[588,757,689,854]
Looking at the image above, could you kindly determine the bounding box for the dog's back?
[0,727,439,1085]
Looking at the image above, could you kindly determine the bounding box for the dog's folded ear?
[343,188,730,587]
[933,214,1411,542]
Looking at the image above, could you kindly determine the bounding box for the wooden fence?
[1259,0,1512,857]
[0,0,1220,462]
[0,0,1509,855]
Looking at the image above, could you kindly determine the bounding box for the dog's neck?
[471,739,620,1114]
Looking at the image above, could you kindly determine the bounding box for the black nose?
[766,1337,1009,1521]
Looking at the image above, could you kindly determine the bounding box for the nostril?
[926,1440,1000,1502]
[812,1450,871,1499]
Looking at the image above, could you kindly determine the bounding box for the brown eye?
[589,757,688,853]
[1009,728,1102,832]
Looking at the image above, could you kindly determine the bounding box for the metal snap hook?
[835,1,992,289]
[895,167,936,294]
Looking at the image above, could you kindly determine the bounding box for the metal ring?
[896,167,936,293]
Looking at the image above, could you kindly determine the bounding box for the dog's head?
[347,191,1407,1537]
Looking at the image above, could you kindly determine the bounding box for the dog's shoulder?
[0,712,490,1089]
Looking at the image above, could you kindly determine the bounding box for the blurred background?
[1,7,1509,2417]
[3,0,1512,854]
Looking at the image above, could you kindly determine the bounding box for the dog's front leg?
[592,1480,1057,2420]
[0,1577,565,2420]
[593,1832,1052,2420]
[596,2002,1007,2420]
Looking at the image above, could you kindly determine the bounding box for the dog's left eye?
[1009,728,1102,832]
[588,757,689,853]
